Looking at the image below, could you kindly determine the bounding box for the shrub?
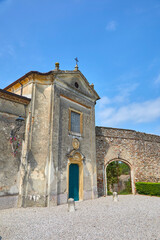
[119,190,132,195]
[135,182,160,196]
[107,191,113,195]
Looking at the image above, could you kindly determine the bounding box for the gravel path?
[0,195,160,240]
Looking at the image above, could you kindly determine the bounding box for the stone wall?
[22,83,53,207]
[0,91,30,209]
[96,126,160,197]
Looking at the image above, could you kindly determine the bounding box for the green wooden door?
[69,164,79,201]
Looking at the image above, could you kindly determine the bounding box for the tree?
[107,161,131,193]
[118,162,130,175]
[107,161,121,192]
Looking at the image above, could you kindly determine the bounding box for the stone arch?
[104,158,135,195]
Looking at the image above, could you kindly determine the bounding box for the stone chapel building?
[0,63,160,210]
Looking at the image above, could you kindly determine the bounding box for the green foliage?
[119,179,132,195]
[107,161,131,193]
[119,190,132,195]
[107,161,120,191]
[107,191,113,195]
[118,162,130,175]
[125,179,132,193]
[135,182,160,196]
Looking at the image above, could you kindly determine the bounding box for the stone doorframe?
[104,158,136,195]
[67,159,84,201]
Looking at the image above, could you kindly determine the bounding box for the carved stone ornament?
[72,138,80,150]
[67,150,84,162]
[73,152,82,161]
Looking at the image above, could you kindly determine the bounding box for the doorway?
[69,164,79,201]
[106,160,132,195]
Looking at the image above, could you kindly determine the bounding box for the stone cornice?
[0,89,31,105]
[4,70,100,100]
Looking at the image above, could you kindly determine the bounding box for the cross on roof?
[74,57,79,65]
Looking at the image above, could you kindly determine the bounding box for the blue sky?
[0,0,160,135]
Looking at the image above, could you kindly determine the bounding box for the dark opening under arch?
[106,160,132,195]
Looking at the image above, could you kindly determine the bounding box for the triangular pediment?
[54,71,100,101]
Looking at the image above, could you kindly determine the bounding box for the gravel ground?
[0,195,160,240]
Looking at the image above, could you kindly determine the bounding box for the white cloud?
[106,21,117,31]
[97,83,139,110]
[99,107,115,119]
[97,97,160,126]
[154,74,160,85]
[98,96,110,108]
[114,83,139,103]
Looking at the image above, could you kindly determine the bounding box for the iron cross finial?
[74,57,79,65]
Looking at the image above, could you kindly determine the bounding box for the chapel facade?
[0,63,99,208]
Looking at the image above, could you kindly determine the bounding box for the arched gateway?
[96,126,160,197]
[105,158,135,195]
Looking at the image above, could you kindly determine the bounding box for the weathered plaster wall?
[0,98,27,209]
[96,126,160,197]
[22,83,52,207]
[13,82,32,99]
[53,81,97,205]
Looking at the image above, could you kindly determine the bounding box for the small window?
[71,111,80,133]
[69,109,83,134]
[75,82,79,88]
